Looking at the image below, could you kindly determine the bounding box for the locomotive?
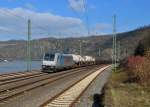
[42,52,95,72]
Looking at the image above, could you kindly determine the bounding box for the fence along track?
[41,65,110,107]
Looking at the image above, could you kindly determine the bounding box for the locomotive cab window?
[44,53,55,61]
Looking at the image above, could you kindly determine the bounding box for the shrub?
[127,52,150,87]
[145,48,150,60]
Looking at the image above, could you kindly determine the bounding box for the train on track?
[42,52,95,72]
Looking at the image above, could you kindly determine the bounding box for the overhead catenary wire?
[2,1,91,37]
[0,8,53,35]
[4,8,81,37]
[83,0,90,36]
[67,0,91,56]
[67,0,90,36]
[67,0,82,19]
[0,9,27,34]
[0,28,25,35]
[0,2,91,37]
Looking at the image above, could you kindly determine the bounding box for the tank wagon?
[42,52,96,72]
[83,56,95,65]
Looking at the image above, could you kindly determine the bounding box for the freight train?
[42,52,95,72]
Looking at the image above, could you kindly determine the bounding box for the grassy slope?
[103,70,150,107]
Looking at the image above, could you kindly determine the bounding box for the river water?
[0,61,42,73]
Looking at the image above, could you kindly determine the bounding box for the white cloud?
[68,0,96,13]
[0,7,84,39]
[68,0,85,12]
[0,7,111,40]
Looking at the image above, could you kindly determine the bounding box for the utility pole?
[112,15,117,72]
[117,41,121,62]
[98,48,101,57]
[80,41,82,56]
[83,0,90,36]
[27,19,31,72]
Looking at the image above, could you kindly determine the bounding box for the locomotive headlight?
[42,65,46,68]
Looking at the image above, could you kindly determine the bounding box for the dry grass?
[103,70,150,107]
[103,50,150,107]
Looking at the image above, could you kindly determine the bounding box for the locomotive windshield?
[44,53,55,61]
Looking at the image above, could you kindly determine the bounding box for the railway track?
[0,73,47,86]
[0,71,42,82]
[0,66,99,103]
[0,67,89,93]
[40,65,110,107]
[0,72,28,77]
[0,70,40,77]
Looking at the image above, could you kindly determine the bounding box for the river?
[0,61,42,73]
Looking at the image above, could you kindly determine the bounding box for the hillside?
[0,36,111,60]
[0,26,150,60]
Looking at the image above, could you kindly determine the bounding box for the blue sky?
[0,0,150,40]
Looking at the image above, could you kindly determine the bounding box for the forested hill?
[0,25,150,60]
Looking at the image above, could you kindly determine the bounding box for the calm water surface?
[0,61,42,73]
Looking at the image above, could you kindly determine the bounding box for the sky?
[0,0,150,40]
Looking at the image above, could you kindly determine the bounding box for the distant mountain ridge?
[0,25,150,60]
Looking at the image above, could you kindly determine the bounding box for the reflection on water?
[0,61,42,73]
